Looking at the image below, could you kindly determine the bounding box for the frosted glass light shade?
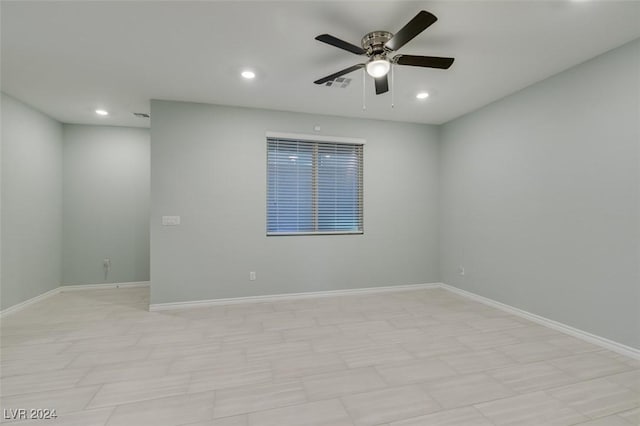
[366,59,390,78]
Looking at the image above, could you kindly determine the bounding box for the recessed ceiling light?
[95,109,109,116]
[241,70,256,79]
[416,92,429,100]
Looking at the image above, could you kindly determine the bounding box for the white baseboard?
[0,287,61,318]
[149,283,440,311]
[0,281,151,317]
[60,281,150,292]
[439,283,640,360]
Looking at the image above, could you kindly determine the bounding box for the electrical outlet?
[249,271,256,281]
[458,265,465,276]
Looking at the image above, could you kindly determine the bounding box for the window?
[267,133,363,235]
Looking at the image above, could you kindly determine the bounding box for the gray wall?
[1,93,63,309]
[150,101,440,304]
[62,124,150,285]
[439,39,640,348]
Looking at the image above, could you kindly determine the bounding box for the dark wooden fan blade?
[374,75,389,95]
[314,64,365,85]
[385,10,437,51]
[394,55,454,69]
[315,34,366,55]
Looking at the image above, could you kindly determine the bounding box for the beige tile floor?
[0,287,638,426]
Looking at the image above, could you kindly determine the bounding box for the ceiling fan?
[314,10,454,95]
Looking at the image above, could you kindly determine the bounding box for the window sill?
[267,231,364,236]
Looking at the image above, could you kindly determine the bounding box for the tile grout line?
[101,405,117,426]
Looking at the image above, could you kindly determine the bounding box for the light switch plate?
[162,216,181,226]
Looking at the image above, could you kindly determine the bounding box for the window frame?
[266,131,364,237]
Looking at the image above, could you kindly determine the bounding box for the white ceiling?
[2,1,639,128]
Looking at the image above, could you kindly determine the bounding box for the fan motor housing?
[361,31,393,54]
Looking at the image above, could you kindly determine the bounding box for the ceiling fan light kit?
[366,57,390,78]
[314,10,455,98]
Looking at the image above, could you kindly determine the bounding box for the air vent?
[325,77,351,88]
[133,112,150,118]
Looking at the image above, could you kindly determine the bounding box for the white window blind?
[267,136,363,235]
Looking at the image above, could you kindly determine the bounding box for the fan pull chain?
[391,64,395,109]
[362,68,366,110]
